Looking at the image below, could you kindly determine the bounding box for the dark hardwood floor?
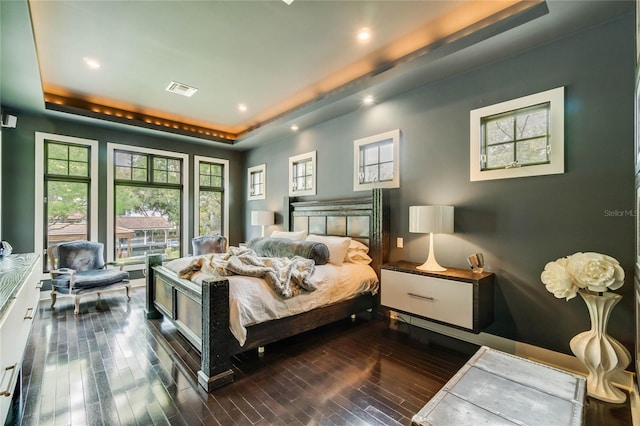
[14,288,633,425]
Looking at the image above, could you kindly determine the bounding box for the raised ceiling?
[0,1,633,148]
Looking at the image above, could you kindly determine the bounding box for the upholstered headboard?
[284,188,389,277]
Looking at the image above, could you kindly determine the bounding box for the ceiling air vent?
[165,81,198,97]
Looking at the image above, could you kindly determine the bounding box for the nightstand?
[381,261,494,333]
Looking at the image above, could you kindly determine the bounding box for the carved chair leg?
[125,285,131,301]
[50,290,57,308]
[74,296,80,315]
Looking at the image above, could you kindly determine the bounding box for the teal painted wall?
[244,14,636,356]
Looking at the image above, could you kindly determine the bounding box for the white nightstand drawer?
[382,269,474,329]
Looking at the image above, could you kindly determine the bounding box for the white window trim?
[289,151,316,196]
[35,132,99,281]
[194,155,229,238]
[247,164,266,200]
[470,86,564,182]
[106,143,189,263]
[353,129,400,191]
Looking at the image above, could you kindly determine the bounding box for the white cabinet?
[381,261,494,333]
[0,253,40,424]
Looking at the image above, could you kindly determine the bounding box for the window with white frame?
[248,164,266,200]
[195,156,229,238]
[35,132,99,275]
[470,87,564,181]
[353,129,400,191]
[289,151,316,196]
[107,143,189,262]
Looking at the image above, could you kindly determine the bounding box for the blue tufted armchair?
[192,234,228,255]
[48,240,131,315]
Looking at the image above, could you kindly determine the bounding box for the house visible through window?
[111,148,184,260]
[289,151,316,196]
[481,103,550,170]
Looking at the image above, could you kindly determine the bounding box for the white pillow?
[305,234,351,266]
[345,240,372,264]
[269,230,307,241]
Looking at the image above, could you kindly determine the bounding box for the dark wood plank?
[17,289,633,425]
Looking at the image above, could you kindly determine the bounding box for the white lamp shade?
[409,206,454,234]
[251,210,274,226]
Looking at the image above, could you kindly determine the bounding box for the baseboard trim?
[392,311,636,391]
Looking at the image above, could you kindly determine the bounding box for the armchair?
[192,234,228,255]
[48,240,131,315]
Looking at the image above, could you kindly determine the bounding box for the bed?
[144,188,389,391]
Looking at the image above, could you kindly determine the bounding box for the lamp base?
[416,233,447,272]
[416,259,447,272]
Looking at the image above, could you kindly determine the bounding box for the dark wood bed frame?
[144,188,389,391]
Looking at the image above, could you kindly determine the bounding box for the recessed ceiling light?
[83,57,101,70]
[165,81,198,97]
[363,95,375,106]
[290,124,299,132]
[238,104,248,112]
[357,27,371,42]
[282,0,294,4]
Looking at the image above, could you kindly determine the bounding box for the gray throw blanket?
[178,247,317,298]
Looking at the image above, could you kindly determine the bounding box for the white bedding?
[163,256,378,346]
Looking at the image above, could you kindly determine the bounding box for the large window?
[195,156,229,239]
[35,133,98,275]
[107,144,189,262]
[353,129,400,191]
[470,87,564,181]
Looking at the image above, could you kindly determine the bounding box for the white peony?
[565,252,625,293]
[541,258,577,300]
[541,252,625,300]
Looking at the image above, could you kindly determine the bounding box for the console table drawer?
[381,262,494,333]
[382,270,473,329]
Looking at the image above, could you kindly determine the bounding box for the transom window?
[289,151,316,196]
[353,129,400,191]
[248,164,266,200]
[481,103,550,170]
[470,87,564,181]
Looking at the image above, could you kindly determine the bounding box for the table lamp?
[251,210,274,237]
[409,206,454,271]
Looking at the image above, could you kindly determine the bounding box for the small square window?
[470,87,564,181]
[289,151,316,196]
[248,164,266,200]
[353,129,400,191]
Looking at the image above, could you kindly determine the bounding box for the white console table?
[0,253,40,424]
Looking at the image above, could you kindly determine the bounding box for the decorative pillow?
[345,240,372,264]
[269,230,307,241]
[247,237,329,265]
[305,234,351,266]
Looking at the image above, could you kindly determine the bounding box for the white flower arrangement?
[540,252,625,300]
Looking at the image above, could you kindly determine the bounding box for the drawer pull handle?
[407,292,435,301]
[36,281,44,289]
[0,364,17,397]
[24,307,34,320]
